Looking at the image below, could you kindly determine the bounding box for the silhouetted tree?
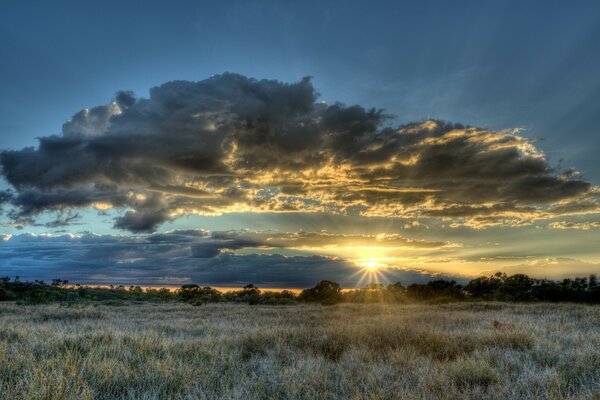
[299,280,342,305]
[178,285,222,304]
[406,280,464,301]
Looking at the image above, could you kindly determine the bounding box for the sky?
[1,0,600,288]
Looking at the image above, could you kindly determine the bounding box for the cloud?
[190,230,457,258]
[548,221,600,230]
[0,230,457,287]
[0,189,12,204]
[62,102,123,138]
[113,192,171,232]
[484,258,600,280]
[1,73,597,232]
[0,189,12,214]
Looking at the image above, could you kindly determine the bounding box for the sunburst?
[350,258,391,287]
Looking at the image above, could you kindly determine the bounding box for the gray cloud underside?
[0,230,457,287]
[189,229,455,258]
[1,73,597,232]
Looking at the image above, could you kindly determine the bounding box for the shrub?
[0,288,16,301]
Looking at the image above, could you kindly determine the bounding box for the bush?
[0,288,16,301]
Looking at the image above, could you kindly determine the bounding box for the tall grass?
[0,302,599,399]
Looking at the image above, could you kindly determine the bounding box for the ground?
[0,302,599,399]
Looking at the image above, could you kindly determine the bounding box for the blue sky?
[1,1,600,287]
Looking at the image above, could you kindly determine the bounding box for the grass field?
[1,302,599,399]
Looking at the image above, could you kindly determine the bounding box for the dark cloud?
[1,73,597,231]
[113,210,170,233]
[113,192,171,233]
[62,102,122,138]
[115,90,136,109]
[0,231,458,287]
[190,230,456,258]
[0,189,12,204]
[11,188,98,216]
[0,189,12,215]
[43,211,82,228]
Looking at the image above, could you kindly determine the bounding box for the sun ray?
[350,258,392,288]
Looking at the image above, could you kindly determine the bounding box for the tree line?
[1,272,600,305]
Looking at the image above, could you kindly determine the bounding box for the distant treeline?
[1,273,600,305]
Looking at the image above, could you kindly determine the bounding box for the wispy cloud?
[549,221,600,230]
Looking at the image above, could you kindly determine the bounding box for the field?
[1,302,599,399]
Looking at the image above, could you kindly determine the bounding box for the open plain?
[1,302,599,399]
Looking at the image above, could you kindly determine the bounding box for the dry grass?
[1,302,599,399]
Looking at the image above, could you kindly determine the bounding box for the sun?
[358,260,383,271]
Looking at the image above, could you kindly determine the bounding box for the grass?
[0,302,599,399]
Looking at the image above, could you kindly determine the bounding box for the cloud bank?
[487,258,600,280]
[1,73,598,232]
[0,231,456,287]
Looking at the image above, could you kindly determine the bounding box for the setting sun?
[357,260,384,271]
[351,258,391,287]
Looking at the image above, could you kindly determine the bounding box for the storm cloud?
[0,230,458,287]
[1,73,597,232]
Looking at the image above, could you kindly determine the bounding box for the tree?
[242,284,260,295]
[178,285,222,304]
[51,278,68,287]
[299,280,342,305]
[386,282,407,302]
[498,274,534,301]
